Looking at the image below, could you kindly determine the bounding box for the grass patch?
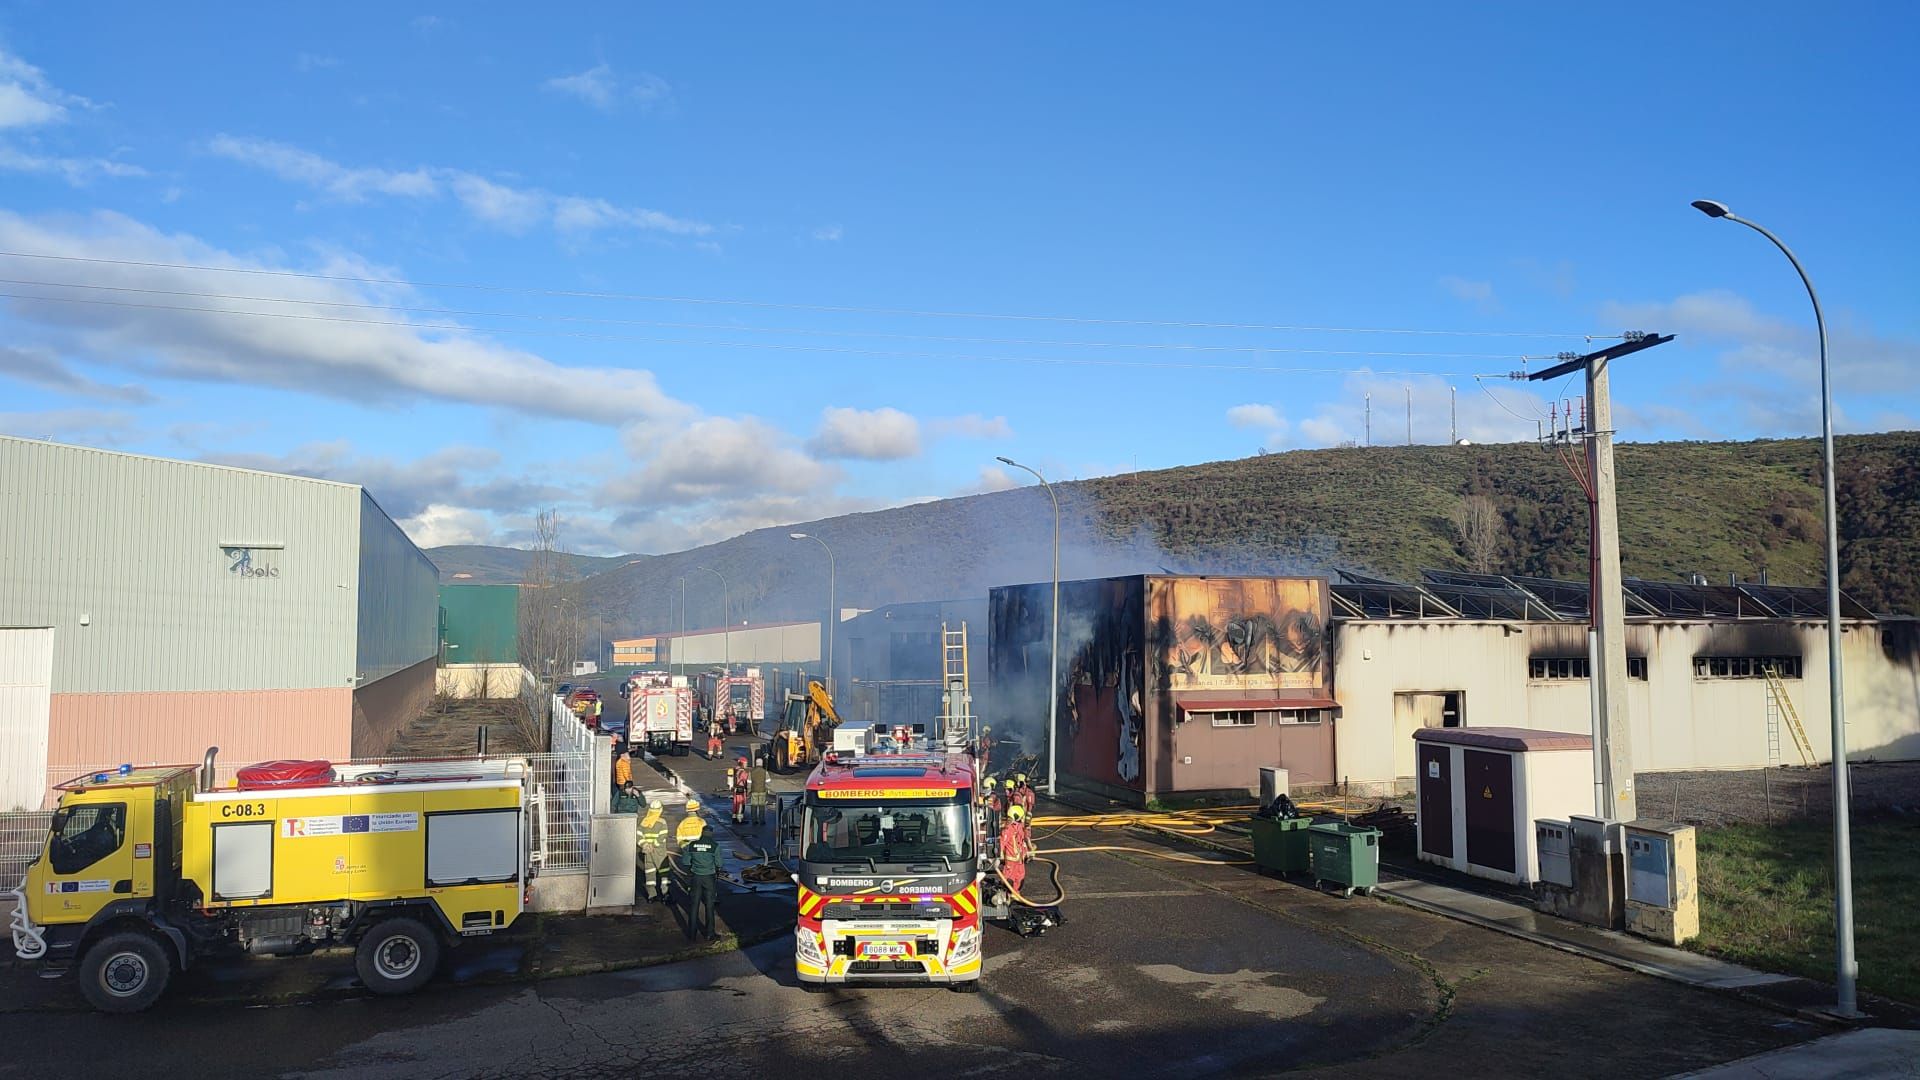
[1690,819,1920,1004]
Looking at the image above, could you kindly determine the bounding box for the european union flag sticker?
[344,815,370,833]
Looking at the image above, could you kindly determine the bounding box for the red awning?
[1177,697,1340,712]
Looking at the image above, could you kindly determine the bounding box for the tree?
[1451,494,1504,573]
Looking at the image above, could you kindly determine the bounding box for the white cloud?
[0,345,153,402]
[609,416,838,507]
[397,503,491,548]
[811,224,844,242]
[807,406,923,460]
[930,413,1012,440]
[0,408,137,443]
[210,135,711,238]
[295,53,341,72]
[965,465,1021,494]
[544,64,671,111]
[1226,403,1283,430]
[208,135,436,201]
[410,15,446,33]
[0,145,146,185]
[1293,374,1540,447]
[0,210,696,426]
[1438,275,1498,311]
[0,49,90,130]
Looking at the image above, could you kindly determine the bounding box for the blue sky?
[1,4,1914,554]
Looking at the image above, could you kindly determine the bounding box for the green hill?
[427,545,643,584]
[565,433,1920,640]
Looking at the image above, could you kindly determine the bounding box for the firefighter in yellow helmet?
[999,803,1032,897]
[675,796,706,845]
[635,799,671,902]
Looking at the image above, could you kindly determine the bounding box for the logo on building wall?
[223,547,280,579]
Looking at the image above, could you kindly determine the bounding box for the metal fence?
[1,811,52,895]
[531,696,597,873]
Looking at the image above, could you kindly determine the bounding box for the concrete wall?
[666,623,819,667]
[351,656,437,758]
[1332,618,1920,792]
[355,490,439,686]
[437,663,530,699]
[0,436,360,693]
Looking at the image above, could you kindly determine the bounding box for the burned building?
[989,575,1335,803]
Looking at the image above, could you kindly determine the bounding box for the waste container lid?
[1411,726,1591,752]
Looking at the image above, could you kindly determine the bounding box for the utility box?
[1535,820,1573,888]
[1413,727,1595,886]
[1258,767,1290,805]
[588,813,638,910]
[1624,820,1698,945]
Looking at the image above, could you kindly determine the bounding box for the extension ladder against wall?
[1763,664,1816,767]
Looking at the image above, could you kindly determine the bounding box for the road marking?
[1069,889,1202,900]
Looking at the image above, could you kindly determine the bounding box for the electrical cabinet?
[1622,820,1698,945]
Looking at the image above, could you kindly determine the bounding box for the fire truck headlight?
[948,926,980,964]
[796,930,826,965]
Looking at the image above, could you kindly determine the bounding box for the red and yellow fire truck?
[791,749,982,990]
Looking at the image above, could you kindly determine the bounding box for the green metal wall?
[438,584,520,664]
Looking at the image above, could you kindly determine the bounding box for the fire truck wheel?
[356,917,441,995]
[78,931,172,1013]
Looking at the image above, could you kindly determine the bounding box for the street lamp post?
[1692,198,1857,1017]
[789,533,837,693]
[998,456,1061,797]
[677,576,686,677]
[694,565,730,669]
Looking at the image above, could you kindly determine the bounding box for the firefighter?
[706,719,724,760]
[636,799,671,902]
[612,744,634,800]
[977,724,993,779]
[730,755,751,824]
[1013,773,1037,816]
[999,804,1032,898]
[748,752,771,826]
[675,796,706,846]
[683,821,724,941]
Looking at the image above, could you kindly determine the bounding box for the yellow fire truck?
[7,749,531,1012]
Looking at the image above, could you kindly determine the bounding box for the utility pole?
[1528,332,1673,823]
[1405,385,1413,445]
[1364,393,1371,446]
[1450,386,1458,444]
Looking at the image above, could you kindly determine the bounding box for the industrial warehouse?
[0,436,439,809]
[988,572,1920,805]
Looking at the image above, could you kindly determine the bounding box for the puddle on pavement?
[449,945,524,982]
[1135,964,1325,1021]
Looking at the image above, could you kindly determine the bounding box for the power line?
[0,290,1508,376]
[0,277,1533,360]
[0,248,1595,340]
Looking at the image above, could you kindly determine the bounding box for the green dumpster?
[1248,815,1315,875]
[1308,821,1382,896]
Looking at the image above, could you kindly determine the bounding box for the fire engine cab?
[791,746,981,990]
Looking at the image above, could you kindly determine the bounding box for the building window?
[1207,710,1257,728]
[1274,709,1326,725]
[1693,656,1802,680]
[1529,657,1648,680]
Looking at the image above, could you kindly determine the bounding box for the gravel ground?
[1634,761,1920,828]
[389,695,542,757]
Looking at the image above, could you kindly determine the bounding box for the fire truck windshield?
[803,800,973,865]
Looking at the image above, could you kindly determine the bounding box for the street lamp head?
[1691,199,1732,219]
[995,456,1016,466]
[788,532,809,540]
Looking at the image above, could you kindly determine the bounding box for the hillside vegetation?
[427,545,642,584]
[554,433,1918,640]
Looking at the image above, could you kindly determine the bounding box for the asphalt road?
[0,725,1822,1078]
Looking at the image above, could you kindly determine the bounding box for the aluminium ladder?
[1762,664,1816,767]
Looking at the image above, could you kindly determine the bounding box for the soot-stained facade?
[990,575,1334,802]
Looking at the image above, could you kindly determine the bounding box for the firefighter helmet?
[1008,804,1028,823]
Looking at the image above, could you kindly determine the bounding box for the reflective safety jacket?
[999,820,1032,864]
[675,811,706,845]
[637,811,670,854]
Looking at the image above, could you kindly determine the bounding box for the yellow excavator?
[769,679,841,773]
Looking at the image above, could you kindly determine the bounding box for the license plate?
[861,941,909,957]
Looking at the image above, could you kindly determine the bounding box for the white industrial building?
[0,436,439,809]
[1328,571,1920,795]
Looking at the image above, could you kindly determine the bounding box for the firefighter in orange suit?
[999,804,1032,897]
[730,756,751,823]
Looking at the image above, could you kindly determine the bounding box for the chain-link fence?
[1,811,52,895]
